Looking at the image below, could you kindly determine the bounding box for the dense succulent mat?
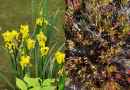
[65,0,130,89]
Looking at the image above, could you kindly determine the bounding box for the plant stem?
[41,56,44,80]
[34,46,38,77]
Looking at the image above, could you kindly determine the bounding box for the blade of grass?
[42,0,48,18]
[47,42,65,78]
[42,42,57,79]
[46,9,60,40]
[34,42,40,77]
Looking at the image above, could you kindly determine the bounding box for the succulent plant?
[65,0,130,89]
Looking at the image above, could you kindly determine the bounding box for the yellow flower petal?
[20,55,30,70]
[2,30,18,42]
[20,24,29,39]
[37,32,47,47]
[36,17,43,26]
[26,38,35,50]
[55,51,65,64]
[36,17,48,26]
[40,47,49,56]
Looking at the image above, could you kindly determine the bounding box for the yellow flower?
[12,30,18,37]
[2,30,18,42]
[2,30,18,52]
[20,55,30,70]
[2,31,11,42]
[37,32,47,42]
[5,42,16,53]
[40,46,49,56]
[37,32,47,47]
[39,41,45,47]
[26,38,35,50]
[36,17,43,26]
[55,51,65,64]
[36,17,48,26]
[20,24,29,39]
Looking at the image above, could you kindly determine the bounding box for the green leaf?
[42,79,55,86]
[58,76,65,90]
[24,75,40,87]
[30,87,41,90]
[16,78,27,90]
[30,86,56,90]
[42,86,56,90]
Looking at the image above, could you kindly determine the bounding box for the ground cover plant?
[65,0,130,89]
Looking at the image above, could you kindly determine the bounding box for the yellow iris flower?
[39,41,46,47]
[37,32,47,47]
[2,30,18,52]
[36,17,43,26]
[20,24,29,39]
[4,42,16,53]
[2,30,18,42]
[55,51,65,64]
[40,46,49,56]
[36,17,48,26]
[26,38,35,50]
[20,55,30,70]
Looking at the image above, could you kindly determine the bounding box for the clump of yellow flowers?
[2,24,33,70]
[2,23,49,70]
[2,16,64,85]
